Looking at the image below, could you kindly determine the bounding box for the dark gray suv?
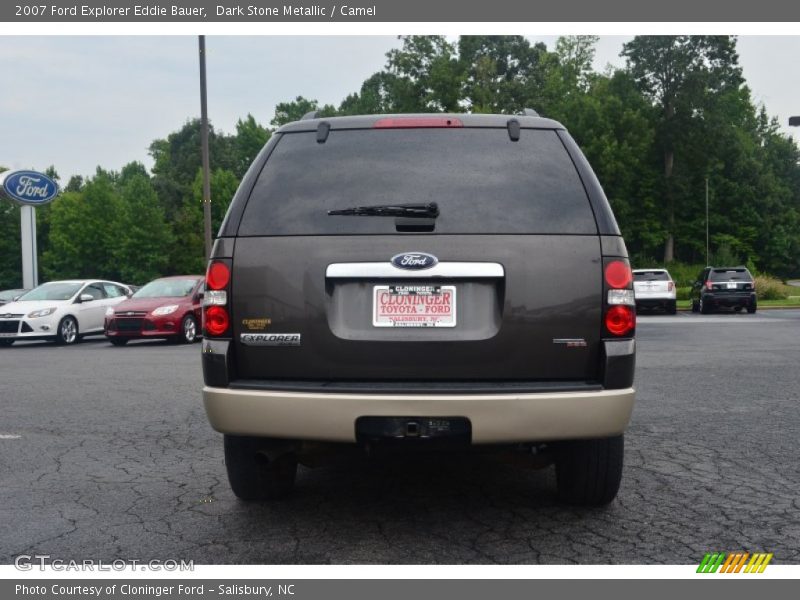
[201,112,636,506]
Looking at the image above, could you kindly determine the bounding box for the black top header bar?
[3,0,800,22]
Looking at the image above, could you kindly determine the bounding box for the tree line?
[1,35,799,289]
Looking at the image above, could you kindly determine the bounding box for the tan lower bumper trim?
[203,386,635,444]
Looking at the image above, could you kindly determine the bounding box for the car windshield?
[711,269,751,281]
[0,289,23,301]
[133,278,198,299]
[634,271,670,281]
[17,282,82,301]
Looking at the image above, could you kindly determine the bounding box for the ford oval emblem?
[0,170,59,206]
[391,252,438,270]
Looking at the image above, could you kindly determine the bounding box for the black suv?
[690,266,757,314]
[201,112,636,506]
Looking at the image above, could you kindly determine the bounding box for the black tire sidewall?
[224,435,298,501]
[555,435,624,506]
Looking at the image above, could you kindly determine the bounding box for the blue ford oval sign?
[391,252,438,270]
[0,170,59,206]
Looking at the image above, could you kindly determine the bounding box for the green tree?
[149,119,237,220]
[271,96,336,127]
[234,114,270,178]
[115,170,173,284]
[0,165,22,289]
[555,35,600,90]
[41,173,126,281]
[170,167,240,274]
[622,35,743,263]
[339,72,397,115]
[383,35,462,112]
[459,36,550,114]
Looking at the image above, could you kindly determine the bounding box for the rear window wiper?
[327,202,439,218]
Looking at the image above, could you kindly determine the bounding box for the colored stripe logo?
[697,552,773,573]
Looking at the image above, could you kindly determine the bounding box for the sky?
[1,35,799,181]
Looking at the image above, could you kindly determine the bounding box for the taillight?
[204,306,229,336]
[668,281,674,291]
[373,117,463,129]
[204,259,231,337]
[705,280,713,290]
[605,306,635,336]
[603,257,635,337]
[207,262,230,290]
[605,260,632,289]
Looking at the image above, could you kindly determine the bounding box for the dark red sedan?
[105,276,203,346]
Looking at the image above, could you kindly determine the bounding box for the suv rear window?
[634,271,670,281]
[238,128,597,236]
[711,269,752,281]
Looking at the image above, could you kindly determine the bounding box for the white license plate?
[373,285,456,328]
[727,282,737,289]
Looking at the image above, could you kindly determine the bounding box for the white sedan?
[0,280,132,346]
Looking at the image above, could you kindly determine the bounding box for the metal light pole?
[705,176,709,266]
[199,35,213,261]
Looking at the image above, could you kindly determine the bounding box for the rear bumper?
[703,292,756,307]
[634,292,676,301]
[636,298,674,307]
[202,385,635,444]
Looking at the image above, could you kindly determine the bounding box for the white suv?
[632,269,677,314]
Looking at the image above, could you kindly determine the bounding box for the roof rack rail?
[520,108,540,117]
[301,110,322,120]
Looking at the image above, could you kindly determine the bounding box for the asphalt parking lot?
[1,310,798,565]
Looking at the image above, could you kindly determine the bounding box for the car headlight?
[27,307,57,318]
[152,305,179,316]
[105,307,115,317]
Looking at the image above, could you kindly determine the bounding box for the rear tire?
[555,435,624,506]
[699,297,712,314]
[691,299,699,313]
[747,301,757,314]
[224,435,298,501]
[108,338,128,346]
[667,301,677,315]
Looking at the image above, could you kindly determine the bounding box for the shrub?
[666,263,706,288]
[754,275,791,301]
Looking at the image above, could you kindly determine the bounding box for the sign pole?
[19,205,38,288]
[1,170,58,289]
[199,35,213,261]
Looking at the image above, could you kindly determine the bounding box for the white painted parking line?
[0,434,21,439]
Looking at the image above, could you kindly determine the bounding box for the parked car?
[200,112,636,506]
[690,266,757,314]
[0,289,29,306]
[632,269,676,314]
[0,280,131,346]
[104,276,203,346]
